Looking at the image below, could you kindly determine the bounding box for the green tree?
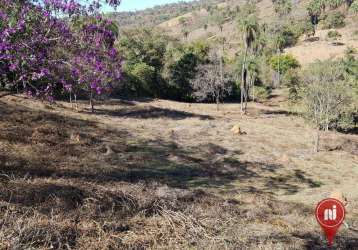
[322,12,346,29]
[179,17,190,41]
[307,0,325,33]
[178,16,189,26]
[182,28,189,41]
[272,0,292,17]
[118,28,170,97]
[127,63,156,96]
[269,54,300,75]
[349,1,358,13]
[237,14,260,113]
[163,41,209,100]
[210,9,227,33]
[301,60,352,152]
[327,0,344,8]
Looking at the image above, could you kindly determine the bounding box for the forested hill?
[109,0,357,66]
[107,0,227,28]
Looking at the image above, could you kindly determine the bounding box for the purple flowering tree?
[0,0,122,111]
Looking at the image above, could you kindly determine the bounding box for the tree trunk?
[241,46,248,113]
[216,96,220,111]
[89,90,94,113]
[218,44,224,113]
[325,118,329,131]
[244,88,248,111]
[22,81,26,91]
[248,75,254,101]
[252,81,255,102]
[74,93,78,110]
[276,48,281,87]
[314,128,320,153]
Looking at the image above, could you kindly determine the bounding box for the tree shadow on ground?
[264,169,322,195]
[293,232,358,249]
[261,109,299,116]
[304,37,320,43]
[84,105,213,120]
[0,100,321,208]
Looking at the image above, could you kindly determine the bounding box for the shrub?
[326,30,342,39]
[269,54,300,75]
[292,19,315,38]
[163,41,209,101]
[283,69,301,101]
[301,60,352,151]
[127,63,156,96]
[350,1,358,14]
[252,86,271,101]
[322,12,345,29]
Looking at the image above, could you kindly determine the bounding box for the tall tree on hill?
[182,29,189,41]
[306,0,356,35]
[271,0,292,87]
[272,0,293,17]
[326,0,355,10]
[211,9,226,33]
[327,0,344,8]
[179,17,190,41]
[307,0,329,33]
[351,1,358,13]
[237,14,259,113]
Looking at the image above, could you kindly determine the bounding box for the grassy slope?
[1,92,358,248]
[157,0,358,65]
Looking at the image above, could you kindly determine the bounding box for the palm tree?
[327,0,344,9]
[246,56,259,102]
[272,0,292,17]
[182,28,189,41]
[307,0,323,36]
[350,1,358,13]
[327,0,355,10]
[237,14,259,113]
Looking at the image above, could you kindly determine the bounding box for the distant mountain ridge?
[107,0,227,29]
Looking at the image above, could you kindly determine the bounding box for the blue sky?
[103,0,194,12]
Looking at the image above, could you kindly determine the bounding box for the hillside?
[1,92,358,248]
[1,0,358,249]
[108,0,226,29]
[113,0,358,65]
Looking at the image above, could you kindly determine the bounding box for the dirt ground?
[1,91,358,249]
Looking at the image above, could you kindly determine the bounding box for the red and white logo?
[315,198,346,246]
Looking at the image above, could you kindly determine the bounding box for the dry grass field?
[1,91,358,249]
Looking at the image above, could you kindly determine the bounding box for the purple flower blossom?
[90,81,98,89]
[47,95,54,102]
[9,63,17,71]
[0,0,122,102]
[96,86,102,95]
